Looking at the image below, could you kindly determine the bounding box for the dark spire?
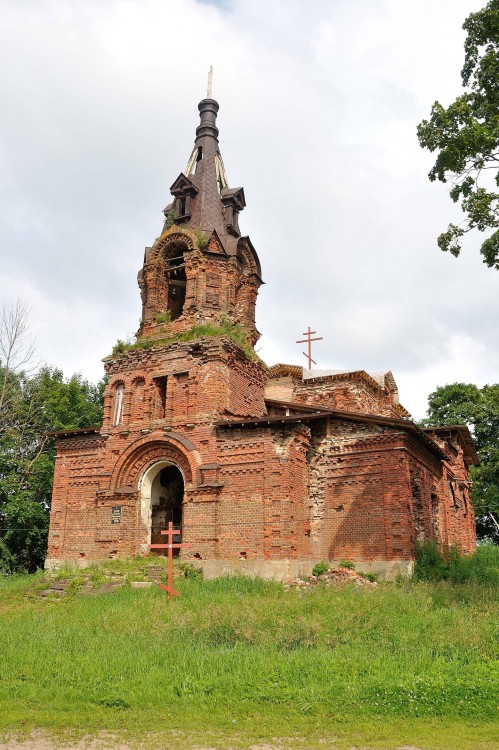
[195,98,219,140]
[163,95,245,244]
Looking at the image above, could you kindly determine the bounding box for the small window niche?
[195,146,203,172]
[132,378,145,421]
[112,384,125,426]
[154,376,167,419]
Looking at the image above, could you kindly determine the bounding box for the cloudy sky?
[1,0,497,419]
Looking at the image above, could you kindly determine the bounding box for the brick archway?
[110,433,198,492]
[140,460,185,556]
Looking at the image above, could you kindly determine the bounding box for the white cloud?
[0,0,495,422]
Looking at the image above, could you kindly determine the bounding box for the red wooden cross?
[149,521,192,598]
[296,326,323,369]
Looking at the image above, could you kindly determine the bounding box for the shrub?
[339,560,355,570]
[194,227,209,249]
[447,543,499,585]
[176,560,203,579]
[312,561,330,577]
[112,339,128,354]
[164,211,175,230]
[413,541,448,581]
[414,541,499,585]
[154,311,171,325]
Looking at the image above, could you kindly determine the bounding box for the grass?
[415,540,499,584]
[0,557,498,749]
[111,321,261,363]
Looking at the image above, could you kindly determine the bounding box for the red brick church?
[46,95,477,578]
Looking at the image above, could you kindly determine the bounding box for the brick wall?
[47,342,477,572]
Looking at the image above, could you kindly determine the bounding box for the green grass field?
[0,556,498,750]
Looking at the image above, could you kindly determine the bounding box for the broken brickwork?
[46,96,477,578]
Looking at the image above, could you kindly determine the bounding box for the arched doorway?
[140,461,184,556]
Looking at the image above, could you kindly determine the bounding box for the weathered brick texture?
[46,96,477,577]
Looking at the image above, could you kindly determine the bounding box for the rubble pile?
[285,566,378,591]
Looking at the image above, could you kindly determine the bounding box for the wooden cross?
[149,521,191,598]
[296,326,323,369]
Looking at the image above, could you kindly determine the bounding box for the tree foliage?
[0,364,104,573]
[417,0,499,267]
[421,382,499,542]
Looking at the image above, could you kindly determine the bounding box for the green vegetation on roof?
[111,321,263,363]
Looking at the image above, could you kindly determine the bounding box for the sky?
[1,0,497,420]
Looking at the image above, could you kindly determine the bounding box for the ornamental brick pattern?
[46,96,477,578]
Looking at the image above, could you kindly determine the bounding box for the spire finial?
[207,65,213,99]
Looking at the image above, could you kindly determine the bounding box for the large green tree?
[1,302,105,572]
[0,367,104,573]
[421,382,499,542]
[417,0,499,268]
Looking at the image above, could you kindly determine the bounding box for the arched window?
[112,384,125,426]
[165,243,187,320]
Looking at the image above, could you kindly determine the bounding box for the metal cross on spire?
[296,326,323,370]
[207,65,213,98]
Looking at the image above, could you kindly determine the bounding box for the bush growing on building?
[339,560,355,570]
[312,561,330,576]
[154,311,172,325]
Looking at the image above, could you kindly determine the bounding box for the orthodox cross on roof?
[207,65,213,98]
[149,521,192,598]
[296,326,323,369]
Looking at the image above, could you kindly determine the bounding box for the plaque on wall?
[111,505,122,524]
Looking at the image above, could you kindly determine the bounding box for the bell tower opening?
[165,242,187,321]
[150,464,184,556]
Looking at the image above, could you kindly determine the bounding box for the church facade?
[46,97,477,578]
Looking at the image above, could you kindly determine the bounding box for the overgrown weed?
[0,564,497,738]
[414,541,499,585]
[110,322,261,362]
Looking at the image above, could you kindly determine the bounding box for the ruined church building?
[46,95,477,578]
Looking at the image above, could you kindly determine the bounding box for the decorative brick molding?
[46,94,477,574]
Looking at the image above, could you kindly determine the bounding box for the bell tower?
[137,96,263,346]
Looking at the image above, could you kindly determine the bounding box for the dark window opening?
[150,465,184,557]
[155,376,167,418]
[196,146,203,162]
[166,246,187,320]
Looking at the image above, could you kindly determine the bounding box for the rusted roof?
[265,398,332,413]
[267,364,411,417]
[216,408,449,461]
[423,425,479,466]
[268,364,303,379]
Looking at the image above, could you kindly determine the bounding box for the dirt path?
[0,735,425,750]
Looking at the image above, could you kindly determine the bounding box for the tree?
[0,301,36,432]
[0,303,105,573]
[417,0,499,268]
[0,367,105,572]
[421,382,499,542]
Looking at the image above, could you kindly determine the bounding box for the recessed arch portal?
[139,460,184,556]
